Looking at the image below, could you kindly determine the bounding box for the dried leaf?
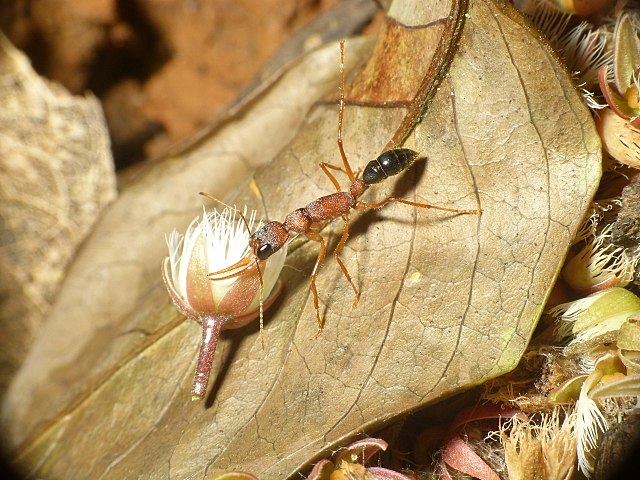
[1,34,375,474]
[2,0,601,478]
[0,33,116,393]
[366,466,414,480]
[210,472,259,480]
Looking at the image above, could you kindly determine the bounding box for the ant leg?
[334,213,359,307]
[337,40,356,183]
[358,197,482,215]
[305,230,328,335]
[321,162,361,185]
[319,162,343,192]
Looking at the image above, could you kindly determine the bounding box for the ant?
[209,41,481,334]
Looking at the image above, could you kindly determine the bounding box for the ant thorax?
[284,208,312,234]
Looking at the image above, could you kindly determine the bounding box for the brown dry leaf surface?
[0,34,116,396]
[2,0,601,478]
[0,33,373,466]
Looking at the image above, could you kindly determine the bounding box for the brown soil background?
[0,0,346,168]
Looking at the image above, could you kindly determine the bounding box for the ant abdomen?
[362,148,420,185]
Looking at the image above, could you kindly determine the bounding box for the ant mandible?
[209,40,481,334]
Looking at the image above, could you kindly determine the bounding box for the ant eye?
[256,243,275,260]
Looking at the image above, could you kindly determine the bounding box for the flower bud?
[162,206,287,400]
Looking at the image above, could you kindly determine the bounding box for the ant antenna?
[199,191,254,238]
[199,191,266,345]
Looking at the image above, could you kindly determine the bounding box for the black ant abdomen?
[362,148,420,185]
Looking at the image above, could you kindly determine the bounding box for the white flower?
[549,287,640,345]
[561,224,637,295]
[164,206,286,320]
[575,381,608,477]
[162,206,287,400]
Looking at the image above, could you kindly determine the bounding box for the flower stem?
[191,313,228,401]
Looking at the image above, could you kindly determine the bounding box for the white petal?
[167,215,206,301]
[165,205,286,316]
[575,386,607,477]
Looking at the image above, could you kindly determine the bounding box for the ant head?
[250,221,289,260]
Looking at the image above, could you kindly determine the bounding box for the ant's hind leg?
[358,197,482,215]
[305,230,328,336]
[334,214,359,307]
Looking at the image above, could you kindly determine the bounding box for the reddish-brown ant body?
[210,41,481,333]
